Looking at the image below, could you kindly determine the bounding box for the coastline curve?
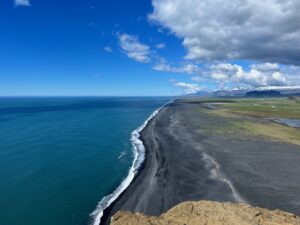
[89,100,172,225]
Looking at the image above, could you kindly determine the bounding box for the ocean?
[0,97,171,225]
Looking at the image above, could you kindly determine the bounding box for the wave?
[89,101,172,225]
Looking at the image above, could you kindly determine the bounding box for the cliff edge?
[110,201,300,225]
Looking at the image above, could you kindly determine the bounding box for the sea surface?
[0,97,170,225]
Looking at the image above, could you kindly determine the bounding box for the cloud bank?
[116,1,300,94]
[210,63,287,87]
[150,0,300,65]
[147,0,300,92]
[194,63,300,88]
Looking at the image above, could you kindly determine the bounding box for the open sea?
[0,97,171,225]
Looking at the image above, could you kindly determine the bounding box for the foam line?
[89,100,172,225]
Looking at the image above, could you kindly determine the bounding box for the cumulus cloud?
[195,63,300,88]
[154,62,199,74]
[234,66,288,87]
[15,0,30,6]
[173,82,206,94]
[118,34,151,63]
[150,0,300,65]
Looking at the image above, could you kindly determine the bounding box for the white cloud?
[173,82,205,94]
[118,34,151,63]
[257,86,300,91]
[154,62,199,74]
[235,68,288,88]
[15,0,30,6]
[150,0,300,65]
[196,63,300,88]
[104,46,112,53]
[252,63,280,72]
[156,43,166,49]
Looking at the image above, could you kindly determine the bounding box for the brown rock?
[110,201,300,225]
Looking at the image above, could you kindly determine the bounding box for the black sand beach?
[100,99,300,225]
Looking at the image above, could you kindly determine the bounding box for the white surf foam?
[89,101,172,225]
[202,153,246,203]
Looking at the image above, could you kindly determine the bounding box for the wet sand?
[100,99,300,225]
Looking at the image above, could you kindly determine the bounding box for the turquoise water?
[0,97,170,225]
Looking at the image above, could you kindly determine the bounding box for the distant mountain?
[193,91,213,97]
[213,89,247,97]
[245,90,281,97]
[193,87,300,97]
[281,90,300,96]
[256,87,300,96]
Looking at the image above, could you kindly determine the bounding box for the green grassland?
[197,97,300,146]
[209,98,300,119]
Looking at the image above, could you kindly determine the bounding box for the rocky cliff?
[110,201,300,225]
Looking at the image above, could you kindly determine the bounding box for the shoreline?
[97,100,243,225]
[96,99,300,225]
[89,101,171,225]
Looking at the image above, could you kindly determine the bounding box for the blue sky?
[0,0,187,96]
[1,0,300,96]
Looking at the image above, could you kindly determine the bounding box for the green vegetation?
[197,97,300,146]
[237,121,300,145]
[288,96,300,103]
[209,121,300,146]
[210,98,300,119]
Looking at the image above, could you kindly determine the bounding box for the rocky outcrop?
[110,201,300,225]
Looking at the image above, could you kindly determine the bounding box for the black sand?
[100,100,300,225]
